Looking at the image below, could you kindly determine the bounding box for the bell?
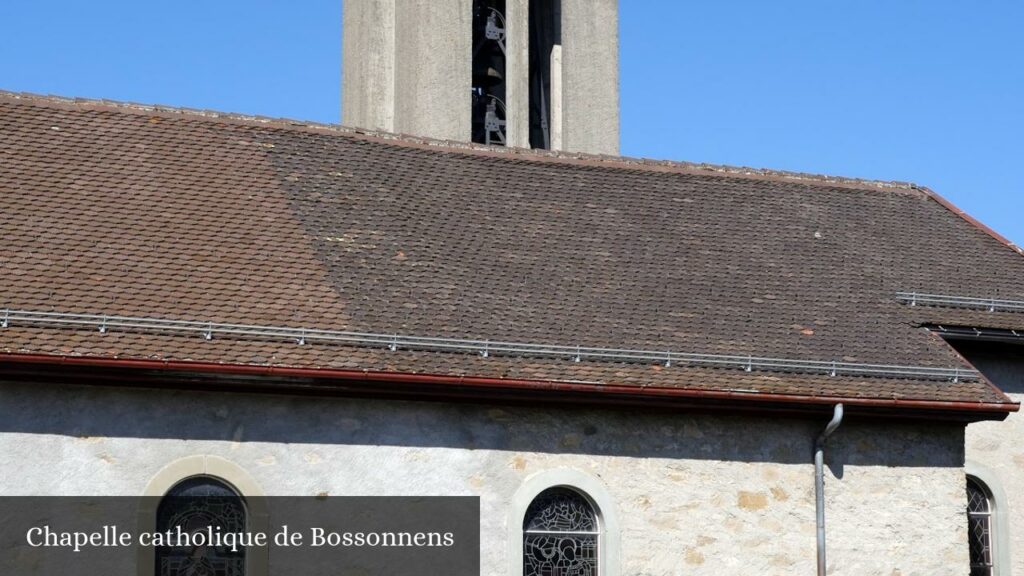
[473,55,504,86]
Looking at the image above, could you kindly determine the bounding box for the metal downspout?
[816,404,844,576]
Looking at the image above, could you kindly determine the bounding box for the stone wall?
[961,340,1024,574]
[968,392,1022,575]
[0,380,968,575]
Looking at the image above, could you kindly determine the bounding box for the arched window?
[967,476,995,576]
[523,487,599,576]
[156,476,247,576]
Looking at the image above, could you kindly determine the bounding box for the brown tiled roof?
[1,91,1021,414]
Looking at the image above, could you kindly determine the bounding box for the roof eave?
[0,353,1015,423]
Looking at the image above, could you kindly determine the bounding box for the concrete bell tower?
[342,0,619,155]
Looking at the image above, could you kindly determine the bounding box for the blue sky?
[3,1,1021,246]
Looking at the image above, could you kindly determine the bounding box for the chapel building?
[2,1,1023,575]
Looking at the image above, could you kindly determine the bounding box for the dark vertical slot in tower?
[472,0,507,145]
[529,0,559,150]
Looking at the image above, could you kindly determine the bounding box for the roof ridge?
[0,89,924,194]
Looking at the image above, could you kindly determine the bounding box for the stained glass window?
[156,477,247,576]
[523,487,599,576]
[967,477,994,576]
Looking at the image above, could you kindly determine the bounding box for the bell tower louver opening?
[471,0,508,146]
[527,0,559,150]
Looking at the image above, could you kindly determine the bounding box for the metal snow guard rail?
[897,292,1024,313]
[1,308,980,382]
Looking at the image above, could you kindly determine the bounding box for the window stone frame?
[508,468,620,576]
[138,456,269,576]
[967,461,1012,576]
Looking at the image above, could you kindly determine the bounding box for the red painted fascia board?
[0,352,1016,416]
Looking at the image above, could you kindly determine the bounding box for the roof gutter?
[0,353,1016,419]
